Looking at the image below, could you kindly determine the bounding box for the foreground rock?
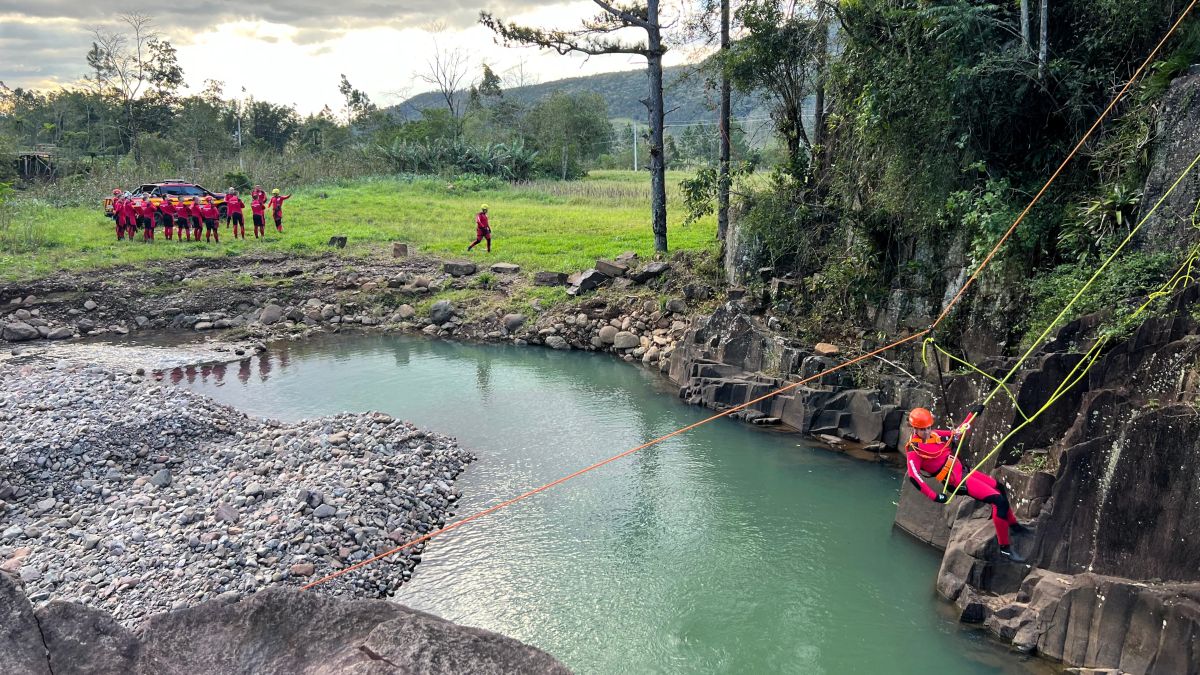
[0,362,474,624]
[0,572,570,674]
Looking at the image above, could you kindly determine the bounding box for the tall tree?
[718,0,731,243]
[481,1,671,252]
[1038,0,1049,80]
[338,74,376,125]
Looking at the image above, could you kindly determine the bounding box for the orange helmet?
[909,407,934,429]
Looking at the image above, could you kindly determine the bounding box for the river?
[182,334,1048,674]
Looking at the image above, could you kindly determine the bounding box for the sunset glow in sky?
[0,1,700,113]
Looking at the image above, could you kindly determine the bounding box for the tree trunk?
[812,3,828,182]
[717,0,731,244]
[1020,0,1031,55]
[647,0,668,253]
[1038,0,1049,80]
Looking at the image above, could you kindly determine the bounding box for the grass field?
[0,170,717,281]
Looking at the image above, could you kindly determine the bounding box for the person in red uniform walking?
[268,189,290,232]
[905,405,1029,561]
[161,199,176,240]
[225,190,246,239]
[250,192,267,238]
[467,204,491,252]
[189,197,203,241]
[200,197,221,243]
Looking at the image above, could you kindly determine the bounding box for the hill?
[390,64,767,125]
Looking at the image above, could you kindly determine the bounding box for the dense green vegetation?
[713,0,1200,342]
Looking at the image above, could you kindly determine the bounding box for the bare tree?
[418,40,470,119]
[1019,0,1032,55]
[87,12,180,162]
[482,1,670,252]
[503,58,540,88]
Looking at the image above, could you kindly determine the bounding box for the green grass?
[0,171,717,281]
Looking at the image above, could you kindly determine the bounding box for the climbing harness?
[298,0,1199,591]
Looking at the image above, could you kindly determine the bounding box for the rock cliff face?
[0,572,570,674]
[667,303,925,448]
[1139,65,1200,252]
[896,284,1200,674]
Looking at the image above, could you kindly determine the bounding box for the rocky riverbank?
[0,359,474,625]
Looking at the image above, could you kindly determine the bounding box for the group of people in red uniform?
[110,185,292,243]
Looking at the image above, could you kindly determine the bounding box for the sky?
[0,1,702,114]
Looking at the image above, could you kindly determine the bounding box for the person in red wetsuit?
[467,204,491,252]
[138,197,157,241]
[160,199,176,240]
[250,193,267,238]
[120,193,138,240]
[268,189,290,232]
[905,405,1029,561]
[200,197,221,243]
[251,185,266,205]
[111,189,125,240]
[225,190,246,239]
[189,197,203,241]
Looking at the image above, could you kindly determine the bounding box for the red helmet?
[113,188,122,195]
[909,407,934,429]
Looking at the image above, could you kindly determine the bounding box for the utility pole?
[632,124,638,171]
[717,0,731,243]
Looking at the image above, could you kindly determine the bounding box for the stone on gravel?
[312,504,336,519]
[545,336,569,350]
[613,331,640,350]
[443,261,477,277]
[665,299,688,314]
[397,304,416,320]
[45,327,73,340]
[534,271,568,286]
[259,304,284,325]
[289,563,315,577]
[83,300,98,311]
[502,313,526,332]
[490,262,520,274]
[149,469,172,488]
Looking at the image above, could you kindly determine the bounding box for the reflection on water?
[181,335,1052,675]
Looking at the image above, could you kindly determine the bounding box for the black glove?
[934,493,948,504]
[968,403,985,417]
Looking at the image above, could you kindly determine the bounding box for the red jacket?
[160,201,176,218]
[138,201,156,219]
[199,204,220,220]
[188,203,203,218]
[225,196,245,215]
[475,212,490,235]
[268,194,290,215]
[251,197,266,216]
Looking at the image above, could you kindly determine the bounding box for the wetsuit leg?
[468,234,483,250]
[962,471,1012,546]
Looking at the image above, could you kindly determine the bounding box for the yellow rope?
[939,150,1200,500]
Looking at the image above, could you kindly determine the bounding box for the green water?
[182,335,1046,674]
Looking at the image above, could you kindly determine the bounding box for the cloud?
[0,17,93,88]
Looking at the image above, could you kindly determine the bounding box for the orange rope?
[931,0,1198,329]
[303,1,1197,590]
[302,331,928,590]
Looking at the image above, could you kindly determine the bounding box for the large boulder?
[429,300,455,326]
[612,331,640,350]
[0,574,50,674]
[598,325,619,345]
[490,262,520,274]
[0,573,570,674]
[567,269,609,295]
[502,313,526,332]
[2,322,40,342]
[258,304,284,325]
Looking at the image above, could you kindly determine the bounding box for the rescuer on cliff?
[905,405,1029,561]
